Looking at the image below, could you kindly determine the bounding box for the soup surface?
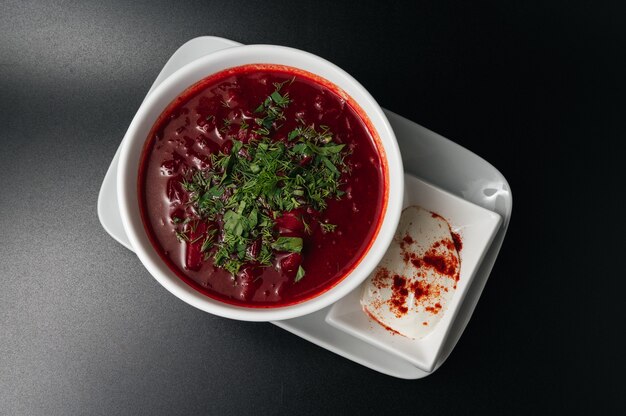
[139,64,385,307]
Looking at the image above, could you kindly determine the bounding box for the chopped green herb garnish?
[219,118,232,134]
[295,265,306,283]
[175,230,189,242]
[201,229,217,253]
[271,236,303,253]
[173,79,349,280]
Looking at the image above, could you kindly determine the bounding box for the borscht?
[139,64,386,307]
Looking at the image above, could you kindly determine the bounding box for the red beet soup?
[139,64,386,307]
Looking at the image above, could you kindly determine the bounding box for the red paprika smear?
[422,248,459,279]
[389,274,410,316]
[412,280,429,301]
[371,267,391,289]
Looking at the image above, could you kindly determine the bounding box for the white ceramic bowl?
[117,44,404,321]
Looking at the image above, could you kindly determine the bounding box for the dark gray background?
[1,1,623,414]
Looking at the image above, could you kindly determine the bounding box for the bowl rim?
[117,44,404,321]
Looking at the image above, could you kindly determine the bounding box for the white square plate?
[326,174,502,372]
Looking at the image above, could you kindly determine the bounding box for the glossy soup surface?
[139,65,385,307]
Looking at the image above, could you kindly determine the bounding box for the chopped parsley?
[174,79,349,280]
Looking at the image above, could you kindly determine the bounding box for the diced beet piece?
[184,221,208,271]
[170,208,186,223]
[220,140,233,154]
[166,177,188,204]
[275,209,305,236]
[188,148,210,170]
[185,240,203,271]
[247,238,262,260]
[236,265,263,301]
[299,155,313,166]
[279,253,303,279]
[161,151,186,176]
[160,159,179,175]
